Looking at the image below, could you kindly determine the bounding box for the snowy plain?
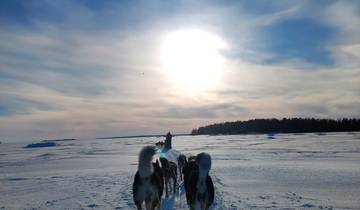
[1,132,360,210]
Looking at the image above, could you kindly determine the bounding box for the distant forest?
[191,118,360,135]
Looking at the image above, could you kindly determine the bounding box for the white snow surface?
[1,132,360,210]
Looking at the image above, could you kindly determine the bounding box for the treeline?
[191,118,360,135]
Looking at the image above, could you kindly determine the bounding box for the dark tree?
[192,118,360,135]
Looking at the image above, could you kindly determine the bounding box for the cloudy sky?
[1,0,359,142]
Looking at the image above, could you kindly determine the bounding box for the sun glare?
[160,29,227,93]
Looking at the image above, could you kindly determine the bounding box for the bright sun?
[160,29,227,93]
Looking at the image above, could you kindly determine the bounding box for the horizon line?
[95,133,191,140]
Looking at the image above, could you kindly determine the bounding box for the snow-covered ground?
[1,132,360,209]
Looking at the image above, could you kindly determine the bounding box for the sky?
[0,0,360,142]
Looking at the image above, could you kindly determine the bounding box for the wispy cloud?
[0,0,359,141]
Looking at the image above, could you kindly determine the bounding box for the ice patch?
[302,203,315,208]
[7,177,28,181]
[87,204,98,208]
[36,153,56,158]
[267,134,276,140]
[24,142,57,148]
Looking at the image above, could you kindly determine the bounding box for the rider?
[164,132,172,150]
